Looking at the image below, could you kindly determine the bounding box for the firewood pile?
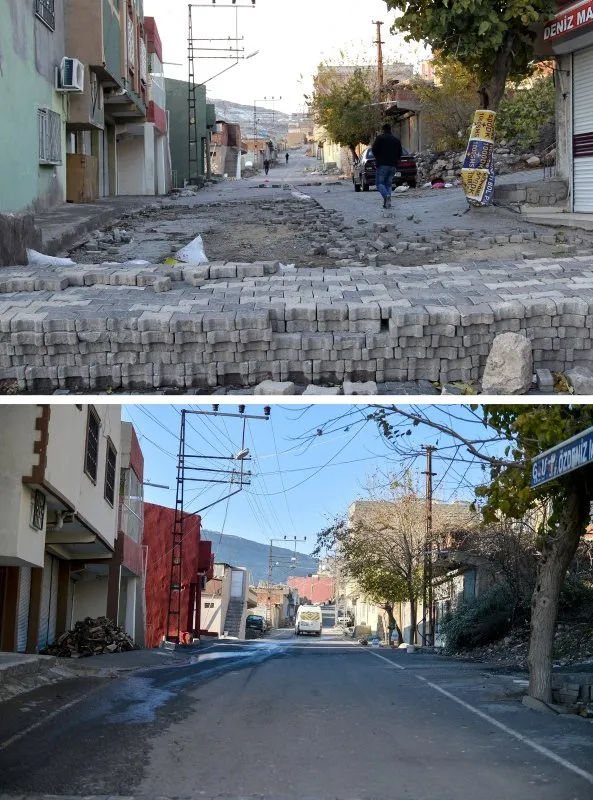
[41,616,137,658]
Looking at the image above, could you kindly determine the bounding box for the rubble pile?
[415,144,554,184]
[452,621,593,670]
[41,616,137,658]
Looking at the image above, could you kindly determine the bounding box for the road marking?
[415,675,593,787]
[367,651,406,670]
[0,682,106,752]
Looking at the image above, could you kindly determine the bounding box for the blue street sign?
[531,426,593,487]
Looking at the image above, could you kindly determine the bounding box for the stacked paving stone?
[2,258,593,392]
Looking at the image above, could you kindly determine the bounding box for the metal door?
[573,46,593,212]
[230,569,244,599]
[17,567,32,652]
[37,553,59,651]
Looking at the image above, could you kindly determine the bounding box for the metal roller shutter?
[37,553,59,651]
[573,46,593,213]
[17,567,32,653]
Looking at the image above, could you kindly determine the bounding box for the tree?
[308,65,383,160]
[384,0,557,110]
[315,478,479,645]
[370,404,593,703]
[410,59,478,150]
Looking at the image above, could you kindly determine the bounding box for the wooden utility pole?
[422,445,437,646]
[373,21,385,96]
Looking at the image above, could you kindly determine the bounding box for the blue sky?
[122,403,508,555]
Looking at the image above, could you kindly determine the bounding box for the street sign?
[531,426,593,487]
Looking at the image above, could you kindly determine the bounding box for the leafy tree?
[307,65,383,160]
[496,75,555,149]
[370,404,593,703]
[384,0,557,110]
[410,59,478,150]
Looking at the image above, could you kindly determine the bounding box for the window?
[38,108,62,165]
[35,0,55,30]
[205,602,214,608]
[84,407,100,482]
[30,490,46,530]
[104,439,117,506]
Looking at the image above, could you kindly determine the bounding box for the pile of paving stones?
[41,616,136,658]
[416,145,551,183]
[3,255,593,393]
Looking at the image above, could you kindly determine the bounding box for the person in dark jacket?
[263,158,270,175]
[371,123,403,209]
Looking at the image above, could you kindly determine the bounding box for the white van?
[295,605,323,637]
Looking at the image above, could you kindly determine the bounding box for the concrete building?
[254,584,298,628]
[201,563,256,639]
[64,0,148,199]
[0,0,68,212]
[166,78,216,187]
[533,1,593,214]
[211,120,243,178]
[106,422,146,646]
[288,575,334,606]
[0,405,121,653]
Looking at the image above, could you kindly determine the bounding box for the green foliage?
[411,59,478,150]
[559,575,593,614]
[384,0,557,107]
[309,66,383,150]
[496,76,555,149]
[441,583,520,652]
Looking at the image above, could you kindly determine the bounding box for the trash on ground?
[41,616,137,658]
[175,234,209,264]
[27,249,75,267]
[394,185,409,194]
[123,259,151,266]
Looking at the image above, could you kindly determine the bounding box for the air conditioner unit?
[58,57,84,92]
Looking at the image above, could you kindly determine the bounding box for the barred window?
[84,407,100,482]
[35,0,55,30]
[38,108,62,165]
[30,490,46,530]
[104,439,117,507]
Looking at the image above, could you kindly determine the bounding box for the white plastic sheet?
[174,235,209,264]
[26,249,75,267]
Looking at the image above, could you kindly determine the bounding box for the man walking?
[263,158,270,176]
[371,123,402,209]
[285,152,289,165]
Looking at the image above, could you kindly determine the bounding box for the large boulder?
[481,333,533,395]
[565,367,593,395]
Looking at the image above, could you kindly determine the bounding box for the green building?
[166,78,216,187]
[0,0,68,212]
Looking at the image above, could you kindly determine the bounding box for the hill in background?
[204,531,318,585]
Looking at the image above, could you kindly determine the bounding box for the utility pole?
[166,404,270,645]
[422,445,437,646]
[373,21,385,97]
[267,535,306,627]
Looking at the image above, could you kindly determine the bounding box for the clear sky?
[142,0,429,113]
[122,403,506,556]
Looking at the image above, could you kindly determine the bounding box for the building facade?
[0,0,69,212]
[535,0,593,212]
[166,78,216,187]
[287,575,334,606]
[201,563,255,638]
[0,405,121,653]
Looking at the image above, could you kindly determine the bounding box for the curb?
[0,655,58,683]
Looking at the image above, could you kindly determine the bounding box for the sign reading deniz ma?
[531,426,593,487]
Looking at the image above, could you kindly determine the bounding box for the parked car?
[245,614,265,633]
[352,146,417,192]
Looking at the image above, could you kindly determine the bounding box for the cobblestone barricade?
[1,258,593,392]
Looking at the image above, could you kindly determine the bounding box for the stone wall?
[494,179,569,209]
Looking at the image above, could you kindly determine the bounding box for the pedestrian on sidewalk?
[390,627,400,648]
[285,152,289,165]
[371,123,402,210]
[263,158,270,175]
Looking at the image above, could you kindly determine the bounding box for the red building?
[143,504,212,647]
[288,575,335,605]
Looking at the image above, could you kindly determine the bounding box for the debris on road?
[41,617,137,658]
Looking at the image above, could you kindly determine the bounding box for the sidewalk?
[34,196,164,256]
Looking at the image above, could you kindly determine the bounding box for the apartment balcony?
[104,78,146,123]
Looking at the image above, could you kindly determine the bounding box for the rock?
[481,333,533,395]
[565,367,593,395]
[526,155,541,167]
[343,381,378,395]
[302,385,341,395]
[536,368,554,392]
[0,212,42,266]
[254,380,296,395]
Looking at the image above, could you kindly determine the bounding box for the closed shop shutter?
[573,46,593,213]
[17,567,32,653]
[37,553,59,651]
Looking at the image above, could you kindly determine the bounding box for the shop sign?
[543,0,593,41]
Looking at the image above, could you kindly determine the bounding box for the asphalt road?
[1,633,593,800]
